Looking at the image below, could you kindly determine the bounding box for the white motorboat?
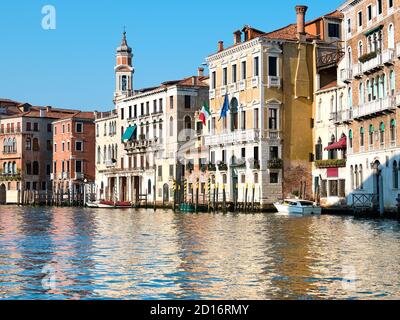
[274,199,322,216]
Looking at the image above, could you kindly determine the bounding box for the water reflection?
[0,206,399,300]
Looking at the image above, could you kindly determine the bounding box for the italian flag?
[199,102,211,126]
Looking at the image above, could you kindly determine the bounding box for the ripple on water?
[0,206,399,299]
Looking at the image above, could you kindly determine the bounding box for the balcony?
[341,109,353,123]
[62,172,70,179]
[381,49,395,65]
[340,68,352,83]
[220,86,227,96]
[124,138,159,153]
[75,172,84,180]
[204,129,260,147]
[105,160,116,168]
[267,130,282,141]
[352,63,362,78]
[315,159,346,169]
[209,89,215,99]
[229,82,237,92]
[207,163,216,172]
[361,53,382,74]
[352,96,396,120]
[251,76,259,88]
[239,80,246,91]
[267,158,283,169]
[268,76,280,88]
[217,162,228,171]
[249,159,260,170]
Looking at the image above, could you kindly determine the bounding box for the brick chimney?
[234,30,242,44]
[198,67,204,77]
[218,41,224,52]
[295,5,308,38]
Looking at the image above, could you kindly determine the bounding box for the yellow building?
[205,6,343,208]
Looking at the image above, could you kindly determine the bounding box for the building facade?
[338,0,400,213]
[94,33,209,204]
[0,101,78,204]
[52,112,96,195]
[205,7,343,208]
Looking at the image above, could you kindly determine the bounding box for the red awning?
[325,136,347,151]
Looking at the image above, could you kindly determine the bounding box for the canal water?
[0,206,399,300]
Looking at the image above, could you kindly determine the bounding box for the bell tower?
[114,31,134,103]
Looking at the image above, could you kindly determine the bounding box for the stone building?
[94,32,209,204]
[337,0,400,213]
[0,99,78,204]
[52,112,96,195]
[204,6,343,208]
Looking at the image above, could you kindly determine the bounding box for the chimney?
[218,41,224,52]
[234,30,242,44]
[295,5,308,37]
[198,67,204,77]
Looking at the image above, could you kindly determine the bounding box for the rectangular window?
[134,105,137,118]
[75,141,83,152]
[232,64,237,83]
[146,102,150,115]
[26,122,31,131]
[169,96,174,109]
[169,165,174,177]
[223,67,227,85]
[76,122,83,133]
[347,19,351,34]
[241,148,246,159]
[389,0,393,8]
[153,100,157,113]
[254,146,259,161]
[121,108,124,120]
[241,61,247,80]
[377,0,382,15]
[211,71,216,89]
[128,105,132,119]
[241,111,246,130]
[211,151,215,164]
[268,56,278,77]
[328,23,340,38]
[159,99,163,112]
[269,109,278,130]
[75,160,82,173]
[158,166,162,177]
[33,123,39,132]
[222,150,226,163]
[140,103,144,116]
[184,95,191,109]
[367,6,372,21]
[270,173,279,184]
[270,146,279,160]
[329,180,338,197]
[254,108,259,129]
[47,140,52,151]
[254,57,259,77]
[47,123,52,132]
[358,11,363,27]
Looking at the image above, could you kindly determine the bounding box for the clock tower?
[114,31,134,103]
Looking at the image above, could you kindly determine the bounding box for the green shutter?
[349,130,353,139]
[380,122,385,132]
[360,127,365,134]
[391,119,396,127]
[369,124,374,133]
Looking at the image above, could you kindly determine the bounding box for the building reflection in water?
[0,206,400,299]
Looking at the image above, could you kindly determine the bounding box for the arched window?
[33,161,39,175]
[369,124,374,146]
[108,145,112,160]
[97,146,101,164]
[355,165,359,189]
[367,79,371,101]
[379,122,385,145]
[328,135,337,160]
[360,127,365,147]
[148,179,152,195]
[115,144,118,159]
[382,73,387,97]
[169,117,174,137]
[3,139,6,153]
[7,138,12,153]
[347,47,352,67]
[26,138,32,150]
[12,138,16,153]
[359,82,364,104]
[350,165,354,190]
[32,138,39,151]
[393,161,399,189]
[104,123,107,136]
[388,24,395,49]
[347,87,352,108]
[359,165,363,189]
[358,41,363,58]
[390,119,396,143]
[103,146,107,163]
[330,96,335,114]
[184,116,191,130]
[349,130,353,148]
[12,162,16,174]
[3,162,7,174]
[390,70,395,95]
[26,162,32,175]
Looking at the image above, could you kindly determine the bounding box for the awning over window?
[364,25,384,37]
[325,135,347,151]
[122,125,137,141]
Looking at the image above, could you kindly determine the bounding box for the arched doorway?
[163,183,169,203]
[0,184,6,204]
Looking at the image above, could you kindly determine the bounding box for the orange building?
[52,112,95,195]
[0,99,79,204]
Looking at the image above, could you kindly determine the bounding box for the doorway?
[0,184,6,204]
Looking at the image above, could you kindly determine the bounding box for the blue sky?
[0,0,343,111]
